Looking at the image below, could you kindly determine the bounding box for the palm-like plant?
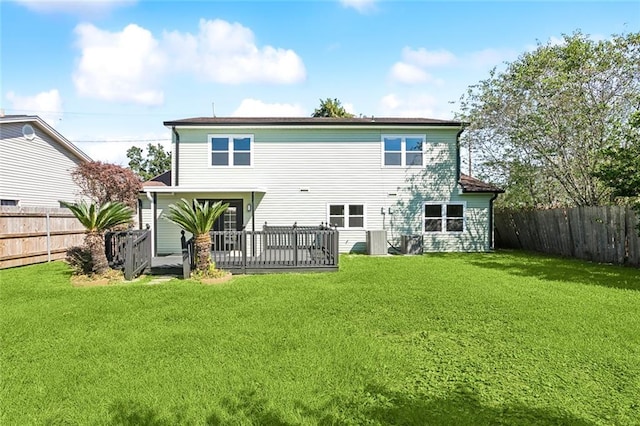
[61,201,133,274]
[164,199,229,274]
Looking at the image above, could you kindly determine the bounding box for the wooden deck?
[152,247,338,276]
[149,226,340,277]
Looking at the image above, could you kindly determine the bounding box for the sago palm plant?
[164,199,229,274]
[61,200,133,274]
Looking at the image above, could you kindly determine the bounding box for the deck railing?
[181,224,339,277]
[105,228,152,280]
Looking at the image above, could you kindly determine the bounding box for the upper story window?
[327,203,365,229]
[0,199,19,206]
[210,135,253,167]
[424,203,465,233]
[382,135,426,167]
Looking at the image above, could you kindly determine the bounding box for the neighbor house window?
[328,204,365,229]
[210,135,253,167]
[1,199,19,206]
[424,203,465,233]
[382,135,426,167]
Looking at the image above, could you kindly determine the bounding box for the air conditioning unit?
[401,235,423,255]
[366,230,387,255]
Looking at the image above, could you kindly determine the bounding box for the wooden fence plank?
[626,206,640,267]
[0,207,86,269]
[495,206,640,267]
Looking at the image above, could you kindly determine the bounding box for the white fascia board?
[144,186,267,194]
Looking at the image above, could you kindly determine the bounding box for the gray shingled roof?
[459,174,504,193]
[164,116,464,127]
[142,170,171,187]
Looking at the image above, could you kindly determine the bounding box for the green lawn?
[1,251,639,425]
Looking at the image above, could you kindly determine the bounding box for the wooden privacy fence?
[105,229,152,280]
[0,207,85,269]
[181,224,339,277]
[495,206,640,267]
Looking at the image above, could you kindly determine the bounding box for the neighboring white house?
[140,117,502,255]
[0,115,92,207]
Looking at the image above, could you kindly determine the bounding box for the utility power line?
[73,138,171,143]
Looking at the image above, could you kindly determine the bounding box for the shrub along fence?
[495,206,640,267]
[0,207,85,269]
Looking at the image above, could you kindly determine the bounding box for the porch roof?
[143,185,267,194]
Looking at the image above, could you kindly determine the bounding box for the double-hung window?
[382,135,426,167]
[328,204,365,229]
[210,135,253,167]
[424,203,465,233]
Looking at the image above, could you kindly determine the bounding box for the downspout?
[172,126,180,186]
[489,192,499,251]
[146,190,156,256]
[455,126,465,183]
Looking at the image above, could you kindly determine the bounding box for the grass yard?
[1,251,639,425]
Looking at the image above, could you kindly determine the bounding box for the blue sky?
[1,0,638,164]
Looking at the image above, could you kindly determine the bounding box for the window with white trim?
[382,135,426,167]
[210,135,253,167]
[424,203,465,233]
[328,204,365,229]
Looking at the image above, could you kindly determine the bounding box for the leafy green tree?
[60,201,134,275]
[594,110,640,233]
[163,199,229,274]
[594,111,640,199]
[312,98,354,118]
[458,31,640,209]
[127,143,171,181]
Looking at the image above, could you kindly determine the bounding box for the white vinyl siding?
[0,122,86,207]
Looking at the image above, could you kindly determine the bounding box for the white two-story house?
[140,117,502,255]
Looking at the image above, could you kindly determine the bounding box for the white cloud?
[401,47,456,68]
[71,19,305,106]
[13,0,135,15]
[163,19,306,84]
[379,93,451,119]
[340,0,377,13]
[232,99,306,117]
[390,62,431,84]
[73,23,166,105]
[6,89,63,126]
[389,47,455,84]
[380,94,401,111]
[389,45,519,84]
[343,102,355,115]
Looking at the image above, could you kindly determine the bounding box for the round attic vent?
[22,124,35,140]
